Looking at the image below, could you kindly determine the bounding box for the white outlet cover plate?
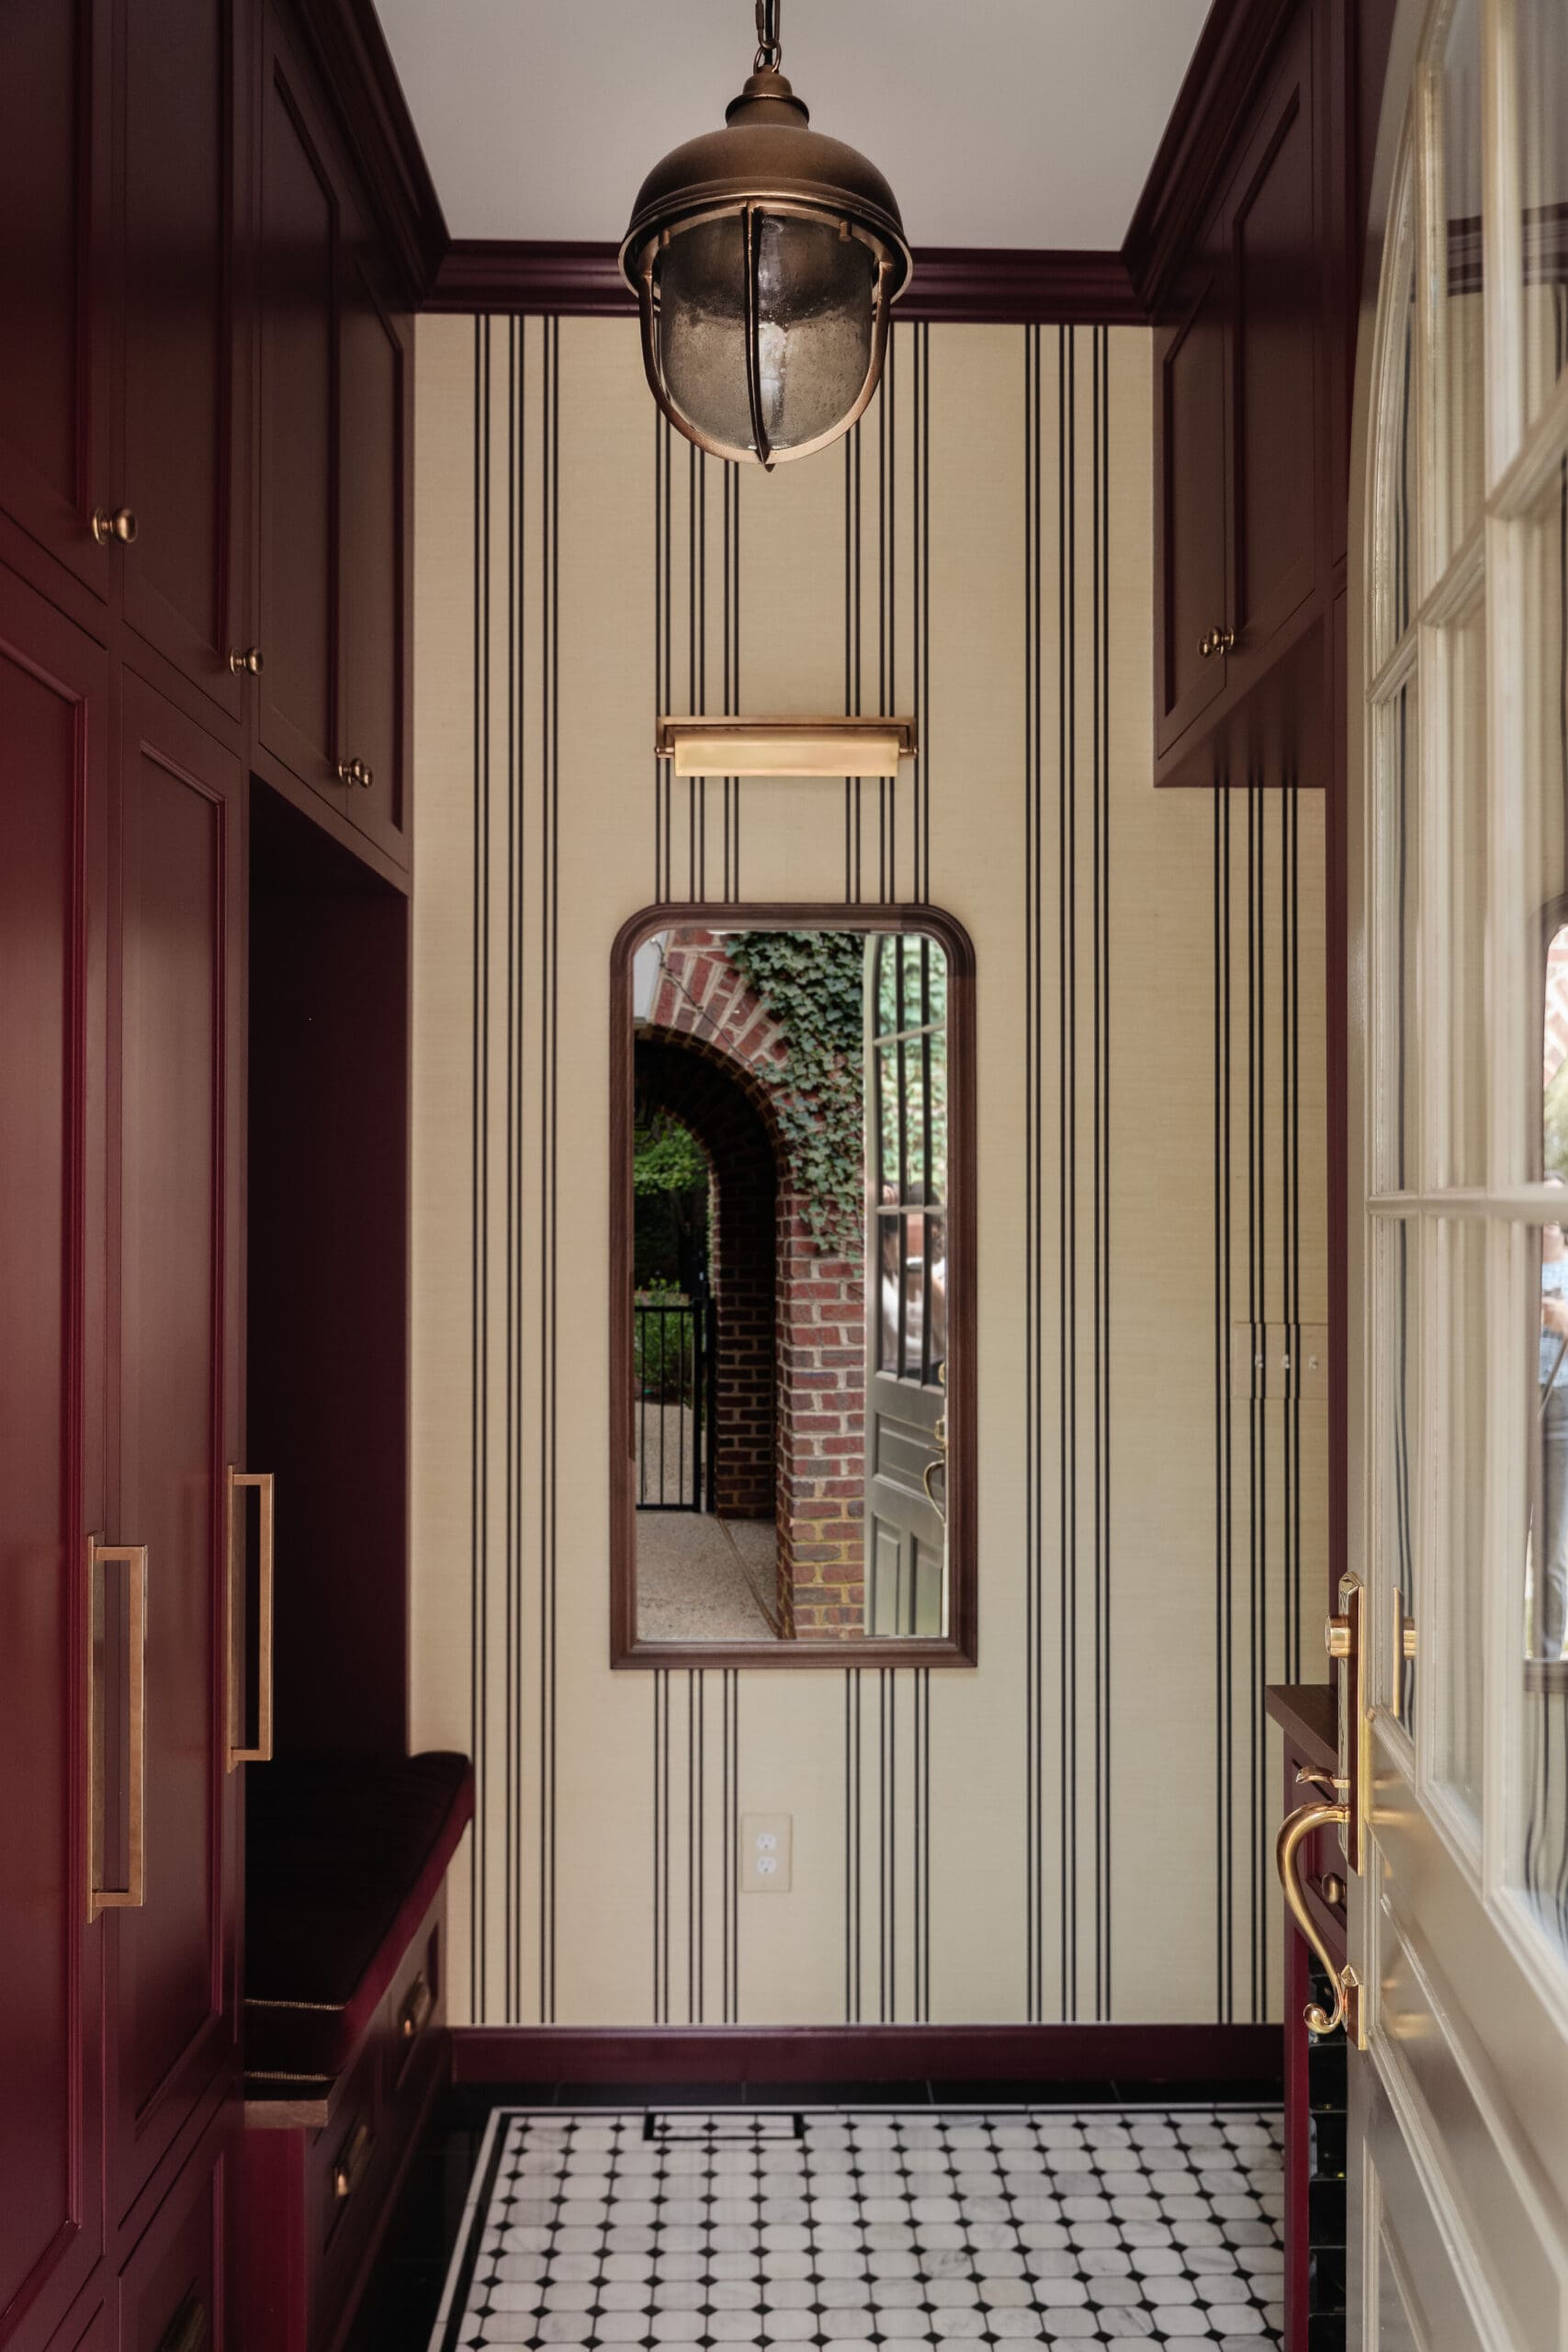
[741,1812,792,1894]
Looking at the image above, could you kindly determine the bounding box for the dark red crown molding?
[308,0,1286,328]
[288,0,447,303]
[1122,0,1297,312]
[426,239,1145,325]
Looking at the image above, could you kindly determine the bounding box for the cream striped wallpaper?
[410,313,1327,2030]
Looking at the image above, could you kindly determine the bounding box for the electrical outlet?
[741,1812,792,1894]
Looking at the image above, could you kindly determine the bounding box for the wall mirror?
[610,904,976,1666]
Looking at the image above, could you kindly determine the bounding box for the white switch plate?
[741,1812,792,1894]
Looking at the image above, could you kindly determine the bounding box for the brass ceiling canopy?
[618,0,912,470]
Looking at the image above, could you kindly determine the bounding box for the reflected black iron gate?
[634,1295,717,1510]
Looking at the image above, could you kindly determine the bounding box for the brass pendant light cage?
[618,0,912,469]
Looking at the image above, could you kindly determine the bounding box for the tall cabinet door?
[0,573,108,2351]
[1154,223,1231,759]
[0,0,113,604]
[256,16,340,800]
[336,220,410,866]
[108,675,243,2226]
[120,0,248,723]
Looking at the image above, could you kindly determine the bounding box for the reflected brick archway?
[636,1035,777,1536]
[639,927,868,1638]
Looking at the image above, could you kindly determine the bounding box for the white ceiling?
[375,0,1213,253]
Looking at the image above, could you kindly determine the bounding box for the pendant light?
[619,0,911,471]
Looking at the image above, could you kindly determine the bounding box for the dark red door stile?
[0,575,111,2352]
[106,678,243,2235]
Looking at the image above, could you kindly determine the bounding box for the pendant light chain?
[754,0,781,73]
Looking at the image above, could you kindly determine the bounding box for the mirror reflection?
[628,921,954,1646]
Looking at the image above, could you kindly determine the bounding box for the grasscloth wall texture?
[410,315,1327,2031]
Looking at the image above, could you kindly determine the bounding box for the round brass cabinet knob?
[92,505,138,546]
[336,758,375,790]
[1199,625,1237,660]
[228,646,264,676]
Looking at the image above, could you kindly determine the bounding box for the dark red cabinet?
[108,679,243,2226]
[336,222,411,865]
[257,12,412,870]
[119,0,250,723]
[0,578,110,2352]
[0,0,114,606]
[257,21,340,802]
[1156,234,1231,758]
[118,2121,230,2352]
[1152,1,1327,783]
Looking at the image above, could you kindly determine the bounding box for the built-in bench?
[237,1752,474,2352]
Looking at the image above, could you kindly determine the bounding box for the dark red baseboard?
[451,2023,1280,2089]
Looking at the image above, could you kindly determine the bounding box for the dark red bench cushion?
[244,1751,473,2082]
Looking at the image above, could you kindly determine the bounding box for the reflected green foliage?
[728,931,865,1258]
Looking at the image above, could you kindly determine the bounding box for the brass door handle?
[1276,1793,1365,2046]
[921,1412,948,1520]
[227,646,264,675]
[333,2117,374,2202]
[87,1537,149,1921]
[225,1468,275,1769]
[1198,626,1236,659]
[156,2293,209,2352]
[335,757,375,789]
[92,505,138,545]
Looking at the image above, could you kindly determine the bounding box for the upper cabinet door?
[1155,225,1231,759]
[109,674,243,2227]
[336,222,410,867]
[1225,8,1320,691]
[0,572,108,2352]
[120,0,248,724]
[0,0,114,605]
[256,18,339,798]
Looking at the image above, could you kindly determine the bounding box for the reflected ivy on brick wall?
[728,932,866,1259]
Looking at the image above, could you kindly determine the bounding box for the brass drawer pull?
[92,504,138,546]
[227,646,264,675]
[333,2117,374,2203]
[225,1468,276,1768]
[87,1537,148,1922]
[335,757,375,790]
[156,2292,209,2352]
[400,1973,434,2045]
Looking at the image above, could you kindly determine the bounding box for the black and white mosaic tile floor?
[430,2109,1284,2352]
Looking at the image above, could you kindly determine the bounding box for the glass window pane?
[1447,600,1488,1185]
[1378,1219,1421,1722]
[1523,1214,1568,1960]
[1375,681,1421,1191]
[1438,1220,1486,1813]
[1438,0,1485,554]
[926,1029,948,1208]
[1517,0,1568,429]
[1392,254,1418,649]
[1525,467,1568,1183]
[927,1213,948,1377]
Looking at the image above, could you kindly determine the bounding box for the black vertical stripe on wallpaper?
[1222,786,1232,2022]
[468,317,485,2019]
[503,315,517,2019]
[1022,322,1040,2025]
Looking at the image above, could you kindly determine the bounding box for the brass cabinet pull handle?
[333,2118,374,2202]
[1199,626,1236,660]
[336,757,375,789]
[1276,1794,1364,2045]
[400,1973,434,2044]
[227,646,264,675]
[87,1537,149,1922]
[156,2293,209,2352]
[92,505,138,546]
[225,1468,276,1769]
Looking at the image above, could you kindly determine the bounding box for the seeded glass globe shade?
[618,11,911,470]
